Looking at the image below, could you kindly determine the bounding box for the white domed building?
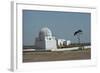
[35,27,57,50]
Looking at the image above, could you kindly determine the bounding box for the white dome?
[39,27,52,38]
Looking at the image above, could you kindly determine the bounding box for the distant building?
[57,39,66,48]
[66,40,71,46]
[57,39,71,48]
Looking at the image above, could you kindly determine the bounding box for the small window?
[49,38,51,40]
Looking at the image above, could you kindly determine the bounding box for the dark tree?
[74,29,83,44]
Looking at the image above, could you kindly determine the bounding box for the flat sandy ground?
[23,49,91,62]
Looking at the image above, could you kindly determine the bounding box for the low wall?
[23,46,91,52]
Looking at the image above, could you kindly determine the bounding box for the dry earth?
[23,49,91,62]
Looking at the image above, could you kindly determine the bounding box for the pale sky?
[23,10,91,46]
